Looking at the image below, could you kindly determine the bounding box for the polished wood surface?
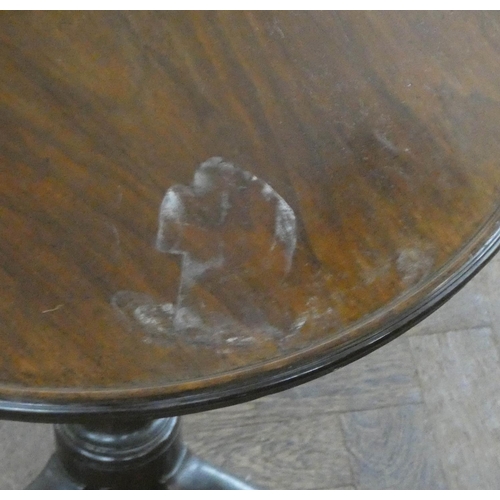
[1,11,500,416]
[2,260,500,489]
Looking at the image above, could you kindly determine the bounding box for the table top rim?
[1,203,499,423]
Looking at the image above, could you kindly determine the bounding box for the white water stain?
[112,157,336,349]
[159,189,184,221]
[275,198,297,273]
[362,261,392,286]
[374,130,400,156]
[396,247,435,285]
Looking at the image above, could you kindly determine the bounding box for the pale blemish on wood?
[113,158,303,348]
[41,304,64,314]
[396,247,434,286]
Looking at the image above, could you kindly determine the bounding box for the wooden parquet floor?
[2,253,500,489]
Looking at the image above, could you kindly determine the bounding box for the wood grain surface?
[1,11,500,416]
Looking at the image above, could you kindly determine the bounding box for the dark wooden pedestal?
[27,417,254,490]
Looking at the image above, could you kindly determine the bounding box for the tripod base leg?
[26,417,256,490]
[27,456,83,490]
[166,450,253,490]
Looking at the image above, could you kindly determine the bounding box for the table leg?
[27,416,255,490]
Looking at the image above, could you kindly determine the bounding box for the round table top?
[1,11,500,421]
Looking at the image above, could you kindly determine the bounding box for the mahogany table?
[1,11,500,489]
